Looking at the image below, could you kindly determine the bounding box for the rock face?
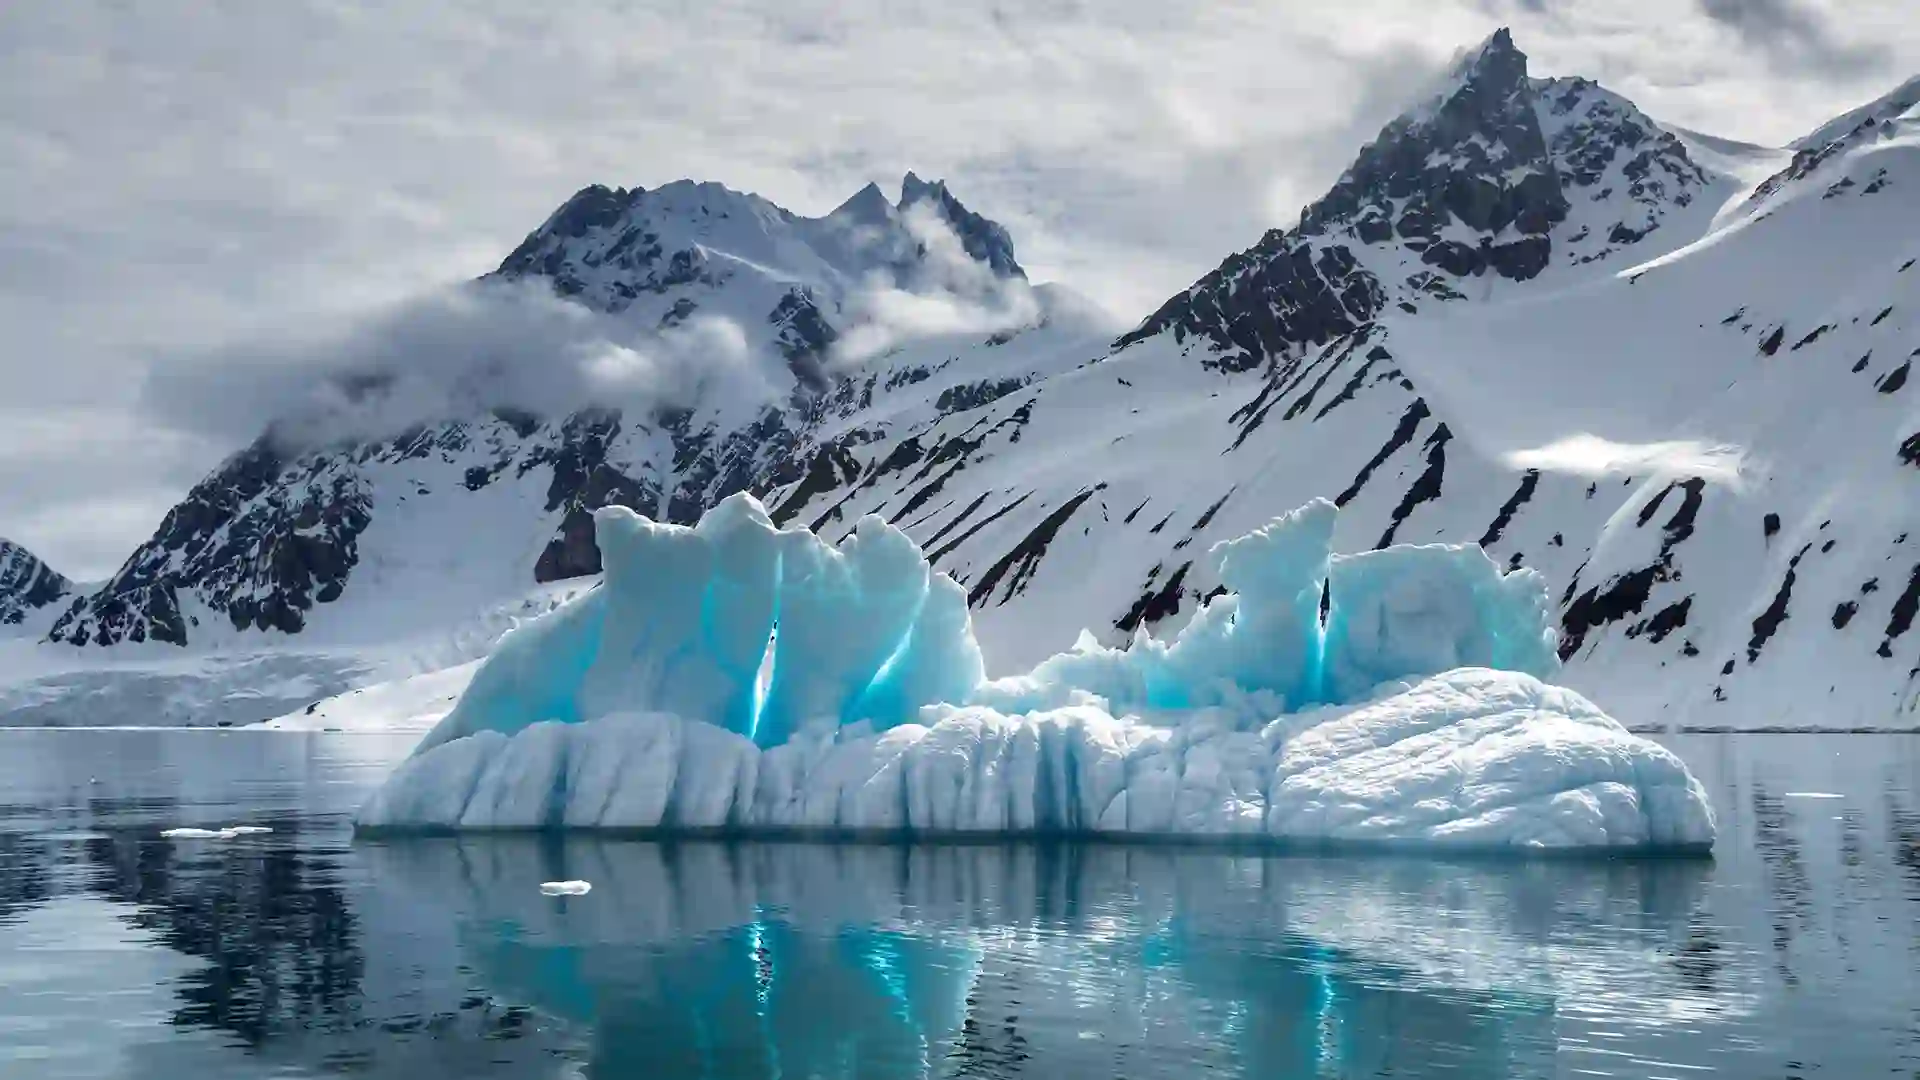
[0,540,70,627]
[50,439,371,645]
[1120,28,1711,365]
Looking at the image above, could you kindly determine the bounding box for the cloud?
[831,201,1044,365]
[3,0,1918,574]
[1503,435,1749,488]
[141,278,785,453]
[1695,0,1889,76]
[140,206,1048,455]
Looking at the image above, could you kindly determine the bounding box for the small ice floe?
[160,825,274,839]
[1783,792,1845,799]
[538,880,592,896]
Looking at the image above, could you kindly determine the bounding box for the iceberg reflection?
[361,838,1733,1078]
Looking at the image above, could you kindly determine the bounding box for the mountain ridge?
[0,539,71,630]
[16,30,1920,734]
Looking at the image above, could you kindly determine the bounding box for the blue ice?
[361,494,1714,850]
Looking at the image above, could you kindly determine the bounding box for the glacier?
[357,494,1715,850]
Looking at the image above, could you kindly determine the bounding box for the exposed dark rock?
[1746,543,1812,663]
[768,289,837,393]
[928,492,1033,566]
[1377,424,1451,548]
[936,377,1029,415]
[899,172,1025,280]
[1558,477,1704,659]
[1631,596,1692,643]
[1313,345,1394,421]
[1877,361,1910,394]
[1337,399,1432,507]
[1877,562,1920,658]
[1900,431,1920,467]
[1116,561,1193,635]
[967,486,1105,607]
[0,540,72,626]
[519,412,660,581]
[1790,324,1833,350]
[768,442,864,526]
[51,437,374,644]
[1479,470,1541,546]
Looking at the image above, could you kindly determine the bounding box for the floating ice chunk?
[360,496,1718,851]
[538,880,592,896]
[160,825,274,839]
[359,669,1715,849]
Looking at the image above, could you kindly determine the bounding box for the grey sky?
[2,0,1914,579]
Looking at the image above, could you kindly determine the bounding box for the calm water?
[0,730,1915,1079]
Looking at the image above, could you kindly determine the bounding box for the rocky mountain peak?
[1791,73,1920,152]
[1120,29,1722,363]
[1298,24,1565,274]
[0,538,74,628]
[827,180,895,226]
[491,173,1023,315]
[1745,73,1920,213]
[898,172,1025,280]
[1451,27,1526,88]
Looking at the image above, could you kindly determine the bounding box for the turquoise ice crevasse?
[412,492,1562,755]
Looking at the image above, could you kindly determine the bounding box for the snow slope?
[10,29,1920,735]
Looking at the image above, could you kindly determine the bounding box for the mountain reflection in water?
[0,729,1915,1078]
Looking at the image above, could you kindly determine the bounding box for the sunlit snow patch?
[357,494,1715,851]
[1502,434,1748,488]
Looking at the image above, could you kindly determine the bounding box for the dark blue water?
[0,729,1915,1079]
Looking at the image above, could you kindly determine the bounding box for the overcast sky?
[2,0,1915,580]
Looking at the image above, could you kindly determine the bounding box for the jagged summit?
[0,538,73,628]
[1299,24,1565,273]
[827,180,894,224]
[899,171,1025,279]
[1414,26,1531,120]
[491,172,1023,313]
[1792,73,1920,152]
[1746,73,1920,212]
[1120,27,1715,361]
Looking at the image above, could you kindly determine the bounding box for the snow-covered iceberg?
[357,495,1714,850]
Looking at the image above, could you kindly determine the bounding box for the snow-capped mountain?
[0,539,70,630]
[19,28,1920,731]
[42,171,1076,651]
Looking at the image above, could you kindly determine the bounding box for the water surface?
[0,729,1915,1078]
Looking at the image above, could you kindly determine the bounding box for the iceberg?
[358,494,1715,850]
